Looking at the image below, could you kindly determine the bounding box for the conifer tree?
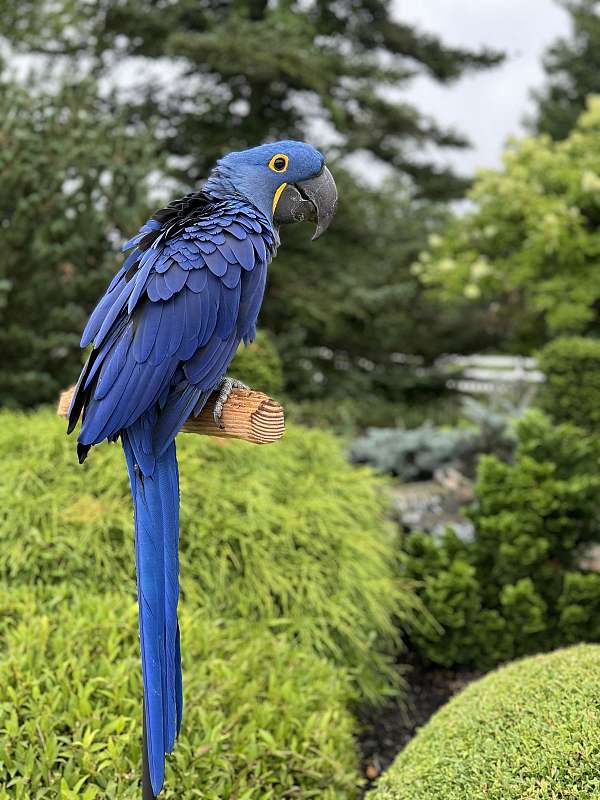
[530,0,600,139]
[0,80,156,406]
[0,1,504,415]
[3,0,503,199]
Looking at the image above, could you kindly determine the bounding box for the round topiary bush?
[368,644,600,800]
[0,409,414,698]
[0,584,360,799]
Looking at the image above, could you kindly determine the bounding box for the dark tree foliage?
[530,0,600,140]
[264,169,498,406]
[0,80,157,407]
[0,0,505,416]
[2,0,503,199]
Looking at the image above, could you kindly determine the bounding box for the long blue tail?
[122,428,183,797]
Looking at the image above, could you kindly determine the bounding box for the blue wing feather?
[227,233,255,270]
[216,240,239,264]
[222,262,241,289]
[203,248,228,276]
[186,267,209,292]
[134,302,163,363]
[215,281,241,339]
[164,262,188,295]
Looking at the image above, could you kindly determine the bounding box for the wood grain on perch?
[57,386,285,445]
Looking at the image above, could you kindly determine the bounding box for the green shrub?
[558,571,600,642]
[0,584,360,800]
[537,336,600,431]
[348,398,514,480]
[288,392,463,435]
[402,410,600,668]
[0,409,414,698]
[368,645,600,800]
[229,330,285,398]
[414,97,600,347]
[350,424,478,480]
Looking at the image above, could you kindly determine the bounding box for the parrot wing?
[69,192,274,472]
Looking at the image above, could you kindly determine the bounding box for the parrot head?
[206,140,337,240]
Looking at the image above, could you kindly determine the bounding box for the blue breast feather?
[72,197,275,474]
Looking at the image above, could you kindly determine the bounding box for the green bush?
[350,424,478,480]
[0,409,414,698]
[558,571,600,642]
[402,410,600,668]
[368,645,600,800]
[0,584,359,799]
[537,336,600,431]
[415,97,600,347]
[348,398,514,480]
[287,394,462,436]
[229,330,285,398]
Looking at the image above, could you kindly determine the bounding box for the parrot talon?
[213,377,248,427]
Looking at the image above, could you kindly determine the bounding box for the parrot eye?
[269,154,288,173]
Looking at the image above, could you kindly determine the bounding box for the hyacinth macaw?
[67,141,337,797]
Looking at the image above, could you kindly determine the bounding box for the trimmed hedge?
[369,645,600,800]
[537,336,600,431]
[0,410,413,698]
[0,585,359,799]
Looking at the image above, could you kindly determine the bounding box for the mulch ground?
[357,656,483,794]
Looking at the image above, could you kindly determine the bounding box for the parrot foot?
[213,377,248,428]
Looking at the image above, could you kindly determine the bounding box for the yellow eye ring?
[268,153,289,173]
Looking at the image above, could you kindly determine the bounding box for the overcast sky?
[396,0,570,176]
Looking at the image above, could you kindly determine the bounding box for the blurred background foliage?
[1,0,599,420]
[414,97,600,350]
[529,0,600,139]
[0,0,506,416]
[0,79,157,407]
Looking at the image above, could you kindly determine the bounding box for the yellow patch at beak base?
[272,182,288,215]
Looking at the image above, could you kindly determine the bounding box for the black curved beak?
[273,166,337,240]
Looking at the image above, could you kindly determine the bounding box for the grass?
[368,644,600,800]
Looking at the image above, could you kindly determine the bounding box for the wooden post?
[57,386,285,445]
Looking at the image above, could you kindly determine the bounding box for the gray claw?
[213,377,249,428]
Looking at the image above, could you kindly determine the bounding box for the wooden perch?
[57,386,285,445]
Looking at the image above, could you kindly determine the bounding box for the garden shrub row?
[368,645,600,800]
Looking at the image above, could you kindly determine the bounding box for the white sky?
[395,0,570,174]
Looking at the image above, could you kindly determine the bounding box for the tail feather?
[123,426,182,797]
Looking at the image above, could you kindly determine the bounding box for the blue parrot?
[67,141,337,797]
